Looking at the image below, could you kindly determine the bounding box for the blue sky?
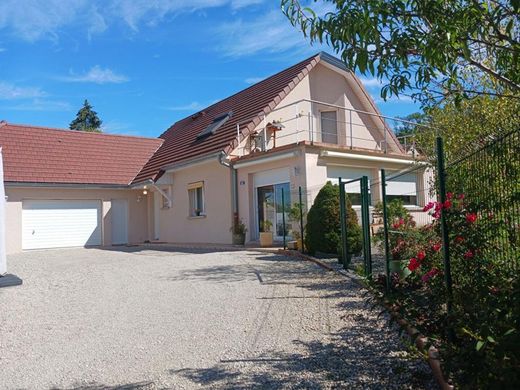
[0,0,420,138]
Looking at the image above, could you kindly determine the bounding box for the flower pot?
[259,232,273,247]
[232,233,245,245]
[390,260,412,278]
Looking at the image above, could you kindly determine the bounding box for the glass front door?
[257,182,291,240]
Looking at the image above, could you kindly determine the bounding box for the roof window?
[196,111,233,139]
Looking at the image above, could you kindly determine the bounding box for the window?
[320,111,338,144]
[386,172,419,206]
[188,182,205,217]
[196,111,233,139]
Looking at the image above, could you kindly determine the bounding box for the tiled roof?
[0,122,163,185]
[132,53,322,184]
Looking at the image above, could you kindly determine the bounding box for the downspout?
[219,152,239,222]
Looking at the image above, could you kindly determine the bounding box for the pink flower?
[408,258,421,271]
[457,194,465,200]
[422,268,440,283]
[443,200,452,209]
[446,192,453,200]
[417,251,426,261]
[432,243,442,252]
[455,236,464,244]
[464,250,474,259]
[423,202,435,212]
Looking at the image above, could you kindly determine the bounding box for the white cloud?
[359,77,385,88]
[215,11,312,58]
[231,0,264,9]
[61,66,129,84]
[3,98,72,111]
[0,1,266,41]
[0,82,46,100]
[164,102,205,111]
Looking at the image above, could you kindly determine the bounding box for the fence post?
[339,177,348,267]
[361,176,372,278]
[436,136,454,339]
[299,186,305,253]
[380,169,391,292]
[281,187,286,250]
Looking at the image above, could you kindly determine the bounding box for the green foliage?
[287,202,306,239]
[69,100,103,132]
[374,199,419,260]
[415,94,520,161]
[305,181,362,256]
[230,218,247,235]
[282,0,520,103]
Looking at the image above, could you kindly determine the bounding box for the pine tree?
[69,100,102,132]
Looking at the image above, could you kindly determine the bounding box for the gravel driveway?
[0,247,436,389]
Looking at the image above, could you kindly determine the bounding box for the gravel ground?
[0,246,436,389]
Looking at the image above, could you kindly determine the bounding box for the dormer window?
[196,111,233,139]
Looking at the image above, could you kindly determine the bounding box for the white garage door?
[22,200,102,250]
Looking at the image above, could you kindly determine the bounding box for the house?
[1,52,428,254]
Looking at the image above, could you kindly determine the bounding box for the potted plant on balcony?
[259,220,273,247]
[230,219,247,245]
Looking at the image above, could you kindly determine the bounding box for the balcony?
[233,99,419,158]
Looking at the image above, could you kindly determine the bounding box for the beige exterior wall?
[235,150,306,242]
[5,186,150,254]
[153,160,234,244]
[235,62,402,156]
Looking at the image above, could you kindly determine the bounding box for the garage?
[22,200,102,250]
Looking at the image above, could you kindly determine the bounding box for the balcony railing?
[232,98,426,158]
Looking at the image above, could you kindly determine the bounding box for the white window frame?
[320,110,338,144]
[188,181,205,217]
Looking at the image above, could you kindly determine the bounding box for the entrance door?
[111,199,128,245]
[257,183,290,241]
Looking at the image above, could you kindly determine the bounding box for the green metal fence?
[445,129,520,273]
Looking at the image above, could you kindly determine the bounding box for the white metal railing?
[232,99,428,158]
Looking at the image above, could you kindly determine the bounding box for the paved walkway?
[0,247,435,389]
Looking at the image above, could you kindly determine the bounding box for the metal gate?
[338,176,372,277]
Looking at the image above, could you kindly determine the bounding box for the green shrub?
[305,181,362,257]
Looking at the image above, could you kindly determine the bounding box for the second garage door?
[22,200,102,250]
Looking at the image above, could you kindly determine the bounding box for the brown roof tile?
[0,121,163,185]
[132,53,322,184]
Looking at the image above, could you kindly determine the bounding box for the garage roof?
[0,121,163,186]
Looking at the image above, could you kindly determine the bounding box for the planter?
[390,260,411,278]
[259,232,273,247]
[232,233,245,245]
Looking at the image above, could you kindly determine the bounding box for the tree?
[305,181,363,257]
[69,100,102,132]
[414,94,520,161]
[282,0,520,104]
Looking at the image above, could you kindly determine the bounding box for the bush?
[305,181,362,257]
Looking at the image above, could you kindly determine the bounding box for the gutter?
[232,150,299,169]
[219,152,239,217]
[162,152,222,173]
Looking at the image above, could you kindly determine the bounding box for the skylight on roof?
[196,111,233,139]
